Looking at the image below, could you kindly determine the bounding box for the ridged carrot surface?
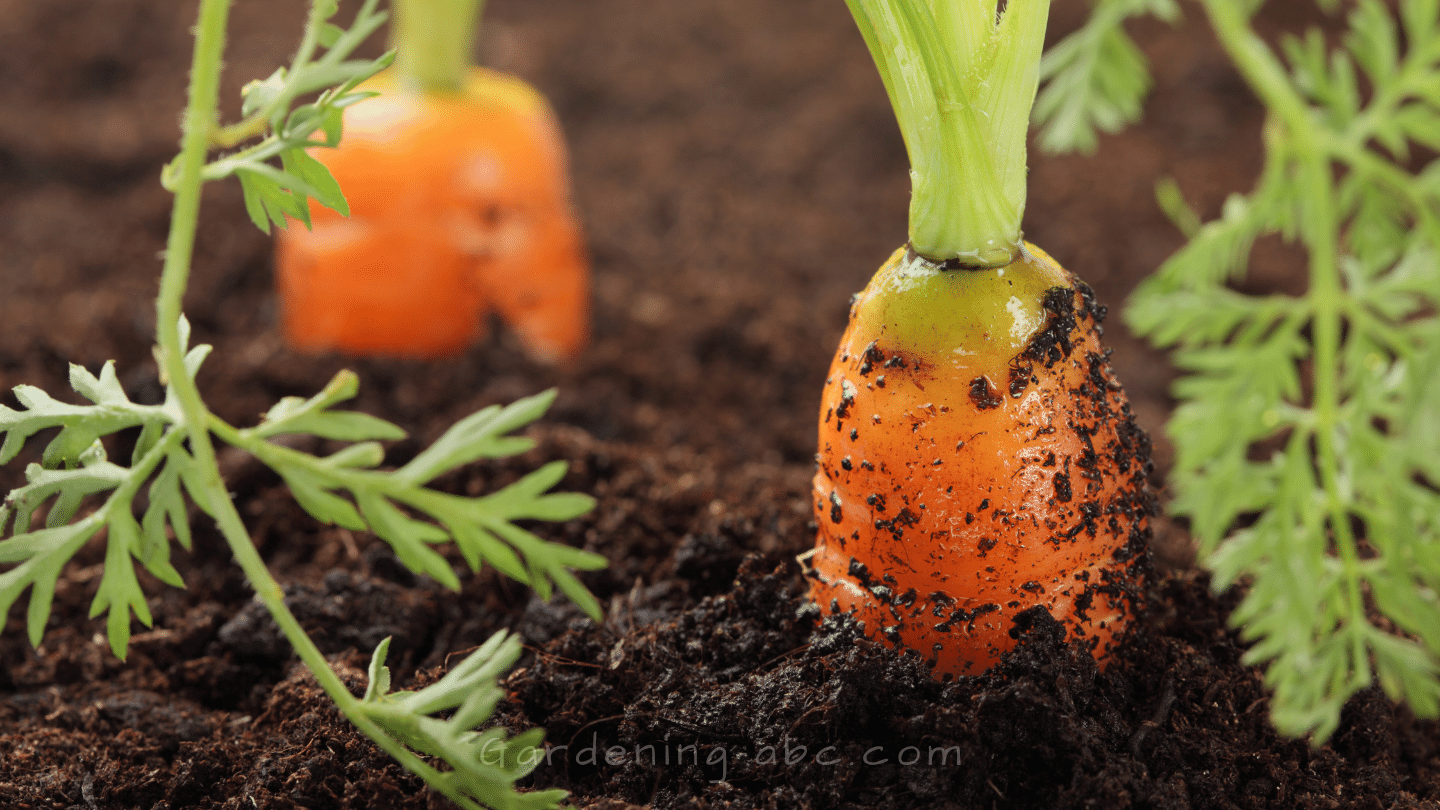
[808,243,1154,677]
[275,68,588,361]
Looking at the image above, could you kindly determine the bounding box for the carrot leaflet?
[0,321,211,657]
[1100,0,1440,742]
[361,632,568,810]
[161,0,393,233]
[1033,0,1180,154]
[214,383,606,618]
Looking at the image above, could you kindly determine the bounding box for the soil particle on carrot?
[969,375,1004,409]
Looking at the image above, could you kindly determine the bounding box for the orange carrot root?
[808,244,1154,677]
[275,68,588,361]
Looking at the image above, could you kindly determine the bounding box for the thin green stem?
[1328,139,1440,241]
[1201,2,1310,133]
[210,115,270,150]
[156,0,225,394]
[207,486,484,810]
[1201,0,1368,660]
[97,428,186,520]
[210,0,391,150]
[153,3,483,806]
[201,432,493,807]
[212,414,504,532]
[391,0,486,93]
[206,0,329,148]
[288,0,331,84]
[1340,36,1436,156]
[200,138,289,180]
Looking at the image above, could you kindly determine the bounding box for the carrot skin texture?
[809,244,1153,677]
[275,68,589,362]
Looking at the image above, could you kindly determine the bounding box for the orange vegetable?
[275,1,587,362]
[807,244,1153,677]
[806,0,1154,677]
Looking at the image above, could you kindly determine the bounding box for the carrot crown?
[390,0,486,93]
[846,0,1051,267]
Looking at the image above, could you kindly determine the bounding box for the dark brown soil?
[1,0,1435,808]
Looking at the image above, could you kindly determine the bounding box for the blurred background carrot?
[276,0,589,362]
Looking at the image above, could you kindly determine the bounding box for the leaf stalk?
[1201,0,1373,735]
[845,0,1051,266]
[151,1,532,804]
[391,0,486,93]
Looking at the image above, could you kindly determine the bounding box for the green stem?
[101,428,187,518]
[845,0,1050,266]
[153,4,483,806]
[391,0,486,93]
[1339,36,1437,157]
[210,115,270,150]
[155,0,225,379]
[1329,139,1440,240]
[1201,0,1368,665]
[210,0,390,150]
[207,484,483,810]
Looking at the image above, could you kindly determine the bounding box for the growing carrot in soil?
[1035,0,1440,744]
[275,0,589,362]
[805,0,1155,678]
[0,0,602,807]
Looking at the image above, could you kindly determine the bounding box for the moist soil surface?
[2,0,1436,808]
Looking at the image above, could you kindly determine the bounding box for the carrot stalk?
[391,0,484,92]
[845,0,1049,266]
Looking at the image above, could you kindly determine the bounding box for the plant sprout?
[0,1,604,807]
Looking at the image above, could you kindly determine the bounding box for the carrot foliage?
[165,0,395,233]
[1032,0,1178,154]
[0,1,598,807]
[1043,0,1440,743]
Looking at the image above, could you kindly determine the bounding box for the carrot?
[806,0,1153,677]
[274,0,587,362]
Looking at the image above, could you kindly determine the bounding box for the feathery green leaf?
[361,631,567,810]
[1128,0,1440,742]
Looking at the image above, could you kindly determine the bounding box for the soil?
[1,0,1435,808]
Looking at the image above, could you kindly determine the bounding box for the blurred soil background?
[2,0,1435,808]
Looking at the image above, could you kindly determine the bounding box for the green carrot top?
[847,0,1051,267]
[390,0,486,93]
